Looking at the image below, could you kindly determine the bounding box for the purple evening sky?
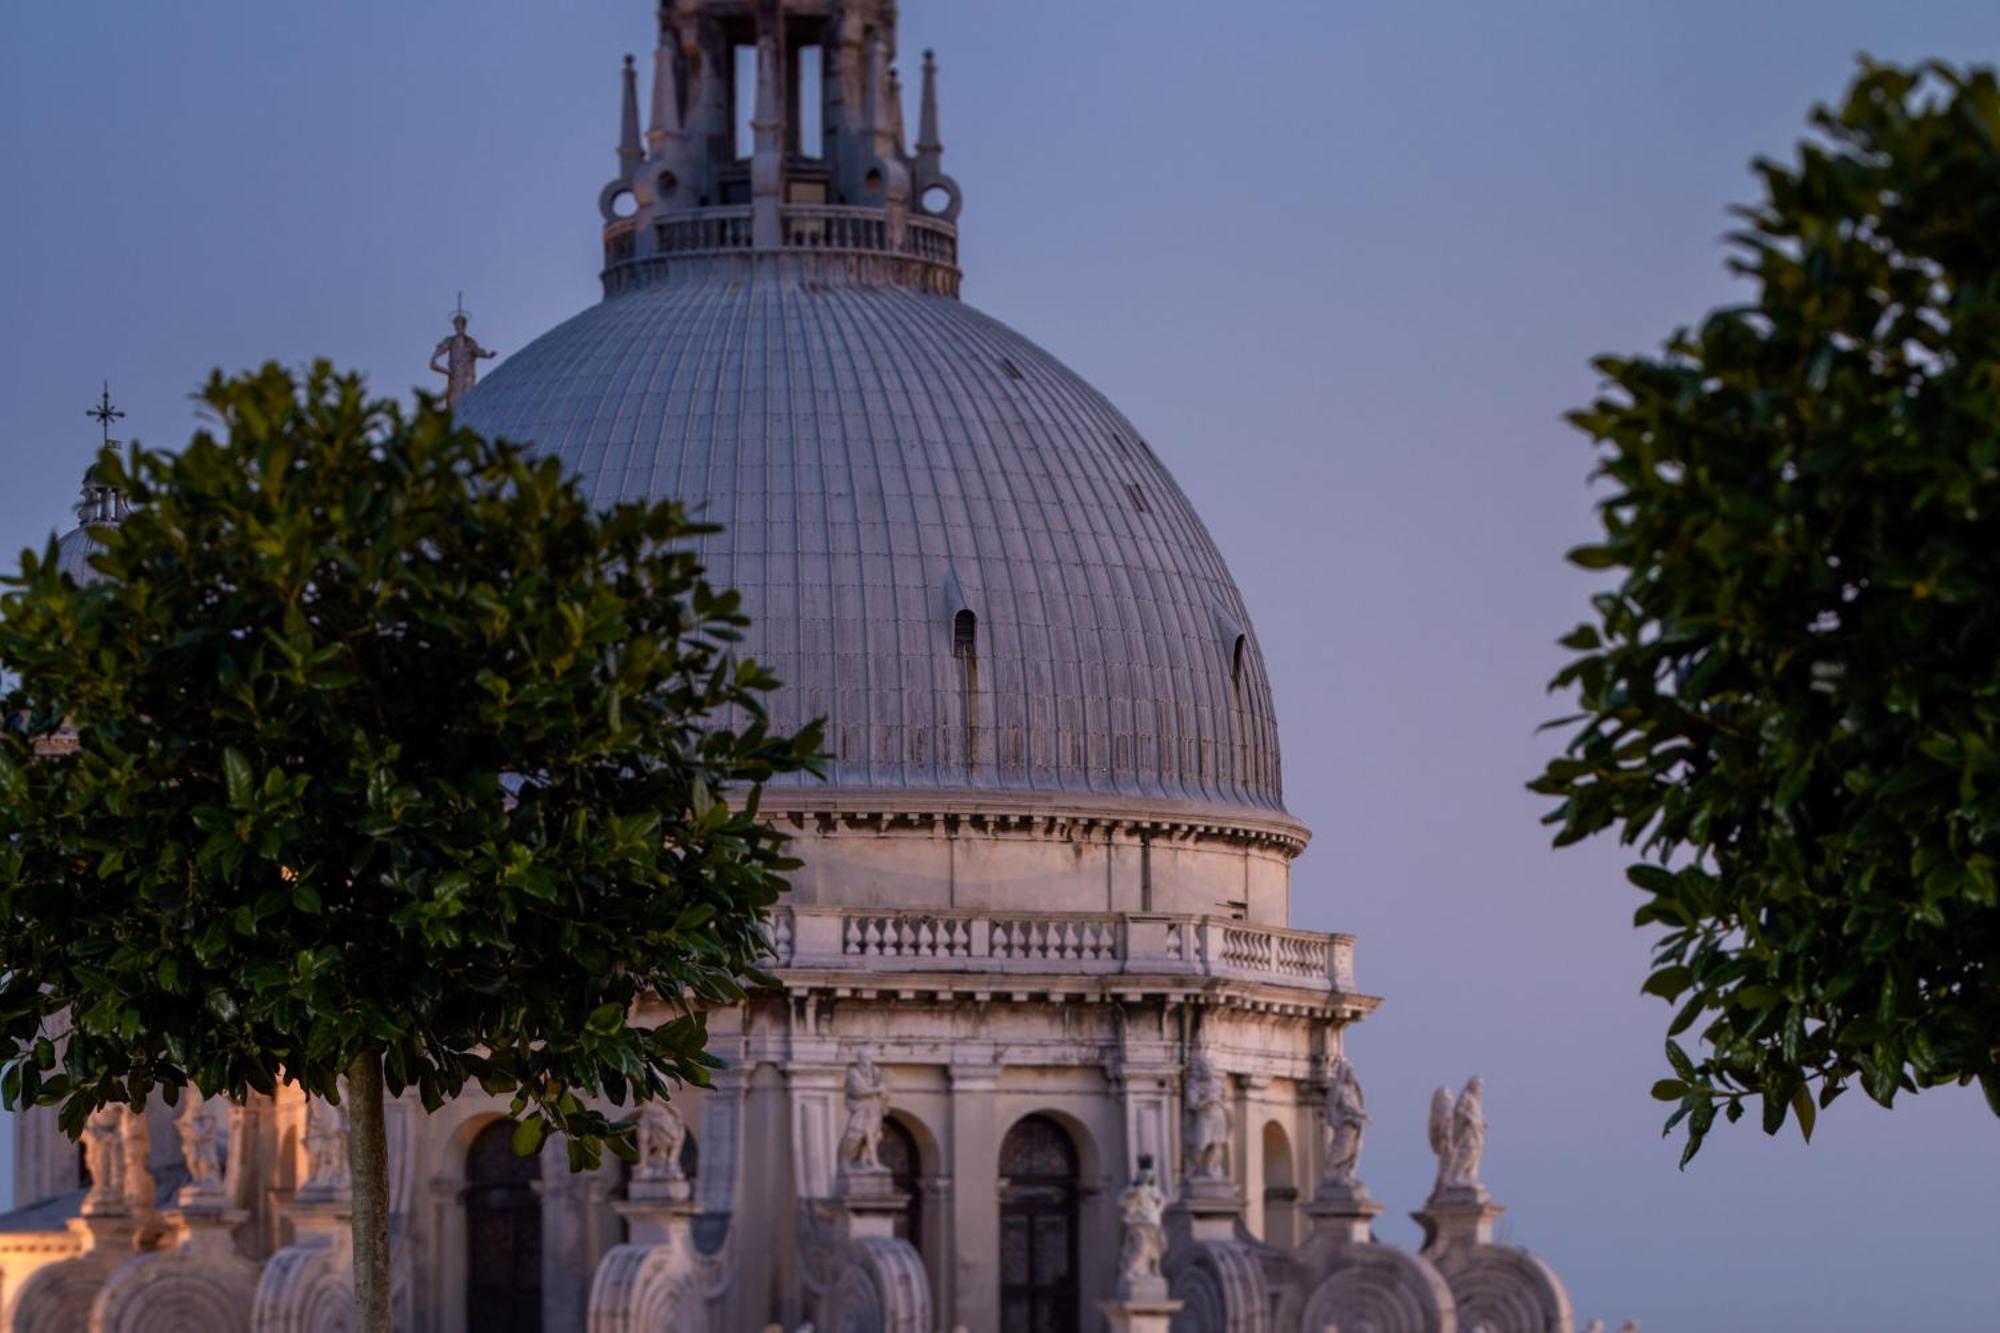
[4,3,1998,1328]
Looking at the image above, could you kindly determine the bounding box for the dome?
[461,268,1284,817]
[452,6,1287,823]
[54,524,108,585]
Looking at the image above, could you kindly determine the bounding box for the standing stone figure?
[636,1102,689,1184]
[81,1104,128,1215]
[1184,1054,1233,1181]
[838,1049,891,1174]
[1428,1076,1488,1195]
[177,1095,228,1201]
[430,309,497,407]
[121,1103,156,1213]
[1321,1056,1371,1188]
[1115,1154,1169,1296]
[301,1095,352,1199]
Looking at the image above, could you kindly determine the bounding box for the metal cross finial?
[86,381,126,449]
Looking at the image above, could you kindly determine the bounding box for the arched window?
[1261,1121,1298,1247]
[999,1115,1080,1333]
[465,1121,544,1333]
[879,1116,923,1256]
[1231,634,1247,686]
[953,608,978,659]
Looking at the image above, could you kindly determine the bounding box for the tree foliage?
[1536,60,2000,1161]
[0,362,821,1160]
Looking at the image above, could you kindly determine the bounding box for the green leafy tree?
[1537,60,2000,1163]
[0,364,820,1329]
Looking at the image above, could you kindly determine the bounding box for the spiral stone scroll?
[91,1242,260,1333]
[816,1235,930,1333]
[1287,1245,1455,1333]
[1166,1241,1269,1333]
[250,1231,353,1333]
[586,1240,709,1333]
[1438,1246,1574,1333]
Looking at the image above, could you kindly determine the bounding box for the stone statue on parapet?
[1321,1056,1371,1188]
[838,1048,890,1174]
[431,300,497,407]
[177,1095,229,1203]
[301,1093,352,1200]
[1184,1054,1233,1181]
[81,1104,128,1215]
[1428,1076,1487,1198]
[1115,1154,1169,1298]
[636,1101,690,1186]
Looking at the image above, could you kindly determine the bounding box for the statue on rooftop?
[81,1104,128,1215]
[1428,1076,1488,1196]
[431,301,497,407]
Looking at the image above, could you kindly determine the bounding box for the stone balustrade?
[764,907,1355,994]
[628,202,964,270]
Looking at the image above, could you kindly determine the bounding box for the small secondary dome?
[458,0,1284,818]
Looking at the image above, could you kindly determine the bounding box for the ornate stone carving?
[250,1226,354,1333]
[298,1094,351,1203]
[1428,1076,1487,1198]
[1183,1055,1232,1182]
[1115,1154,1169,1299]
[1164,1241,1268,1333]
[838,1049,890,1175]
[1321,1056,1370,1190]
[1295,1250,1454,1333]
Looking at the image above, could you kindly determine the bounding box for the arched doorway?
[998,1114,1079,1333]
[879,1115,923,1256]
[464,1120,543,1332]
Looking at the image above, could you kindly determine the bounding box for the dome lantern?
[598,0,962,296]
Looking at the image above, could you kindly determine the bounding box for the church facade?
[2,4,1585,1331]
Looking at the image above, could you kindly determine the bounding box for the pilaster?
[946,1061,1001,1333]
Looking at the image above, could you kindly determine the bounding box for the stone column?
[947,1062,1001,1333]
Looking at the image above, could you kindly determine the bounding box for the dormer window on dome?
[599,0,962,297]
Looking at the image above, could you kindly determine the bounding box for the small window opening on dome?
[1127,483,1150,515]
[1000,357,1025,381]
[953,608,978,658]
[1231,634,1247,685]
[609,189,638,220]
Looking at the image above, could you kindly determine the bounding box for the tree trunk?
[346,1050,393,1333]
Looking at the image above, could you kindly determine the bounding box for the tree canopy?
[1536,61,2000,1161]
[0,363,820,1324]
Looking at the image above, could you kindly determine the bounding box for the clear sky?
[4,3,1998,1329]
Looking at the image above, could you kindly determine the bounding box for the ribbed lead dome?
[457,268,1283,814]
[454,0,1283,817]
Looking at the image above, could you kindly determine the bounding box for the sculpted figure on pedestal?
[1184,1054,1233,1181]
[1116,1154,1169,1294]
[120,1103,156,1214]
[1428,1076,1488,1195]
[177,1095,228,1197]
[81,1105,128,1214]
[1321,1057,1371,1188]
[636,1101,689,1184]
[838,1049,891,1174]
[302,1094,352,1197]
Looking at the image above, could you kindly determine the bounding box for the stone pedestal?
[1175,1176,1243,1245]
[1413,1186,1504,1259]
[835,1168,907,1239]
[1098,1296,1184,1333]
[1306,1180,1383,1246]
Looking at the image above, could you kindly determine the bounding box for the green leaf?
[510,1116,547,1157]
[223,747,254,809]
[1650,1079,1688,1101]
[1792,1084,1816,1143]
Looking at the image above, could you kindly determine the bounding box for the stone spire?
[915,49,942,178]
[647,12,684,152]
[618,53,644,181]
